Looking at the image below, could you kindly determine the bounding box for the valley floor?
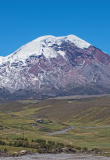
[1,95,110,155]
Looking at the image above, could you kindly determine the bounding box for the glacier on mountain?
[0,35,90,65]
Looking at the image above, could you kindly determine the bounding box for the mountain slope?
[0,35,110,100]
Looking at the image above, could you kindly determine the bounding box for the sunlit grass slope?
[0,96,110,153]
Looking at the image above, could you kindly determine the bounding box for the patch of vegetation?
[0,96,110,155]
[0,140,5,145]
[3,137,103,155]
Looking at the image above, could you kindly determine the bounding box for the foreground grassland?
[0,96,110,154]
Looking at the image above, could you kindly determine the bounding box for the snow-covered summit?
[36,35,91,49]
[66,35,90,49]
[0,35,91,65]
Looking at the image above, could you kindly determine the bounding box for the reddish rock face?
[0,35,110,100]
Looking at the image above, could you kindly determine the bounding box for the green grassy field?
[0,96,110,154]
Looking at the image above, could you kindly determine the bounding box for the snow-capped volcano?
[0,35,90,65]
[0,35,110,100]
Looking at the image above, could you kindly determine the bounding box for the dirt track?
[1,153,110,160]
[46,125,110,136]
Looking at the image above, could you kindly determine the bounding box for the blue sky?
[0,0,110,56]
